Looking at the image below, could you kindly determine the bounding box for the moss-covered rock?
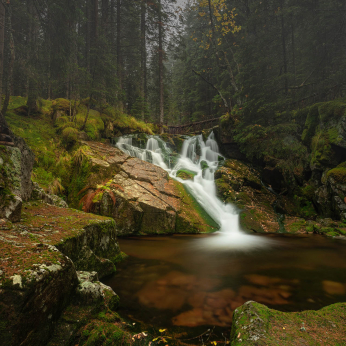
[0,134,34,221]
[230,301,346,345]
[0,202,122,346]
[176,169,197,180]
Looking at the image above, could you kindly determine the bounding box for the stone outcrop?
[76,141,217,235]
[0,202,121,346]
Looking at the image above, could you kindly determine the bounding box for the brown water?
[103,233,346,329]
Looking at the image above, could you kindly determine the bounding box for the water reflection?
[103,234,346,328]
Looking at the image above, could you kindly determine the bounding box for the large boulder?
[76,141,218,235]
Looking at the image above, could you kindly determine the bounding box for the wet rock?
[322,280,346,295]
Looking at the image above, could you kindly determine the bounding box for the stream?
[103,132,346,330]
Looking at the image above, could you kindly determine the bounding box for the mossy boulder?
[230,301,346,345]
[326,165,346,184]
[176,169,197,180]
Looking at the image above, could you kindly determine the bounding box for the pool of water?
[103,233,346,329]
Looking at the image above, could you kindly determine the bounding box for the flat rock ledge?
[0,202,121,346]
[230,301,346,345]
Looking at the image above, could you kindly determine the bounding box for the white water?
[116,132,271,250]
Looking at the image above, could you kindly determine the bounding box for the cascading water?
[116,135,169,170]
[115,132,271,250]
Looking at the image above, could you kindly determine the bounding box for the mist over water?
[116,132,273,250]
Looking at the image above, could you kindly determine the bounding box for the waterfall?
[115,132,271,249]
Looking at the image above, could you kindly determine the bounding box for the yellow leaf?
[159,329,166,333]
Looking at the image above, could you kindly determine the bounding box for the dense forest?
[0,0,345,127]
[2,1,346,346]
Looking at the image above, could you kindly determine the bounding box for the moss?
[326,167,346,184]
[301,184,315,199]
[112,252,128,264]
[318,99,346,122]
[200,160,209,170]
[230,301,346,346]
[79,321,131,346]
[301,103,322,145]
[62,127,78,147]
[310,131,333,168]
[52,98,71,114]
[176,169,196,180]
[328,127,339,144]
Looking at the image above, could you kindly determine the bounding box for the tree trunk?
[291,16,296,84]
[141,0,147,121]
[2,2,15,116]
[93,0,98,43]
[26,0,39,116]
[280,1,288,94]
[158,0,164,133]
[117,0,123,111]
[86,0,91,73]
[0,1,5,117]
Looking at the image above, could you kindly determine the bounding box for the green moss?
[328,127,339,144]
[62,127,78,147]
[176,169,197,180]
[301,103,321,145]
[79,322,131,346]
[230,302,346,346]
[319,99,346,122]
[301,184,315,199]
[326,167,346,184]
[112,252,128,264]
[200,160,209,170]
[310,131,333,168]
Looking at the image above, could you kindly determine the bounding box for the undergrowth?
[5,96,156,201]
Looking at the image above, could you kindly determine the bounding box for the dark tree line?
[0,0,179,129]
[1,0,344,129]
[168,0,346,124]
